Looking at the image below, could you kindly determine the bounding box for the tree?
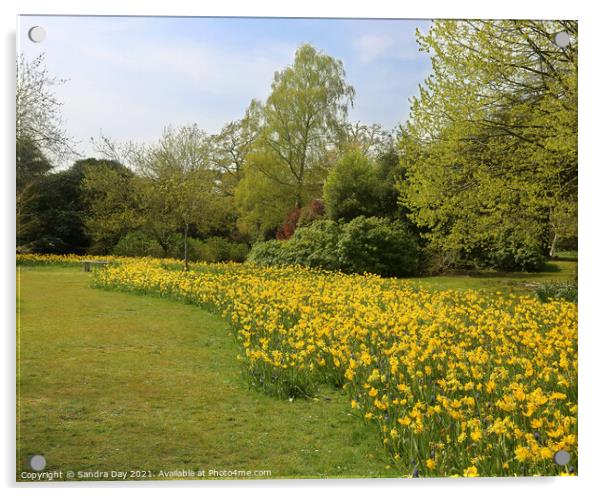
[16,138,53,245]
[209,100,262,196]
[399,20,577,270]
[234,148,294,240]
[18,160,97,253]
[81,159,141,253]
[323,148,382,221]
[133,125,222,270]
[16,53,72,162]
[243,43,355,222]
[334,122,390,158]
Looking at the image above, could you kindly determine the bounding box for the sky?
[18,16,432,161]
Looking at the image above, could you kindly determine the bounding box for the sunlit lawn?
[407,259,576,292]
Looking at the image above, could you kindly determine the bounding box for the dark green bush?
[192,237,248,263]
[246,239,290,266]
[113,232,248,263]
[112,232,165,258]
[484,236,546,272]
[187,236,249,263]
[247,216,421,277]
[337,216,420,277]
[228,242,250,263]
[535,279,578,303]
[287,220,342,270]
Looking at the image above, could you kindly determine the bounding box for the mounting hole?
[553,450,571,466]
[29,454,47,471]
[28,26,46,43]
[553,31,570,48]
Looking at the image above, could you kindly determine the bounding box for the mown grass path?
[17,267,396,480]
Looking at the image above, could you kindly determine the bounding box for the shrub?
[228,242,250,263]
[163,232,185,259]
[337,216,420,277]
[188,236,249,263]
[287,220,342,270]
[112,232,165,258]
[247,216,421,277]
[535,279,578,303]
[484,235,546,272]
[246,239,291,266]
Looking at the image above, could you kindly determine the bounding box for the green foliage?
[483,234,546,272]
[189,237,249,263]
[16,138,53,246]
[209,100,261,196]
[246,239,290,266]
[16,137,52,192]
[535,279,578,303]
[336,216,420,277]
[234,150,296,239]
[399,20,577,271]
[17,159,102,253]
[81,159,140,253]
[235,44,355,236]
[286,220,342,270]
[247,217,420,277]
[323,149,382,221]
[374,146,404,219]
[112,231,165,258]
[160,233,248,263]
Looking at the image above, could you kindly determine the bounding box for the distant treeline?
[17,20,577,275]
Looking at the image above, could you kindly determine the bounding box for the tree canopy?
[16,26,578,272]
[399,20,577,269]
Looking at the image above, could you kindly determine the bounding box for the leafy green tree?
[237,43,355,234]
[133,125,223,270]
[323,148,381,221]
[18,160,97,253]
[81,159,141,253]
[234,148,294,239]
[399,20,577,270]
[375,145,404,220]
[16,138,53,245]
[209,100,262,196]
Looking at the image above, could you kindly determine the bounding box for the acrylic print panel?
[16,15,578,481]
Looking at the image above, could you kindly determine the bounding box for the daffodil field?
[18,254,578,477]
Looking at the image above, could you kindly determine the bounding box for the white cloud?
[80,37,295,101]
[354,34,394,63]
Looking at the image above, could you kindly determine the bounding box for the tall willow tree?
[399,20,577,269]
[235,44,355,238]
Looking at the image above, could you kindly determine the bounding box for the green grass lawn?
[405,259,577,292]
[17,266,398,480]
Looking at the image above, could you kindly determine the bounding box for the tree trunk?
[549,232,559,258]
[183,223,189,271]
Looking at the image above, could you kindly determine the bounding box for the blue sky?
[18,16,432,160]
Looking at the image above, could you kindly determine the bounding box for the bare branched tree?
[16,53,75,163]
